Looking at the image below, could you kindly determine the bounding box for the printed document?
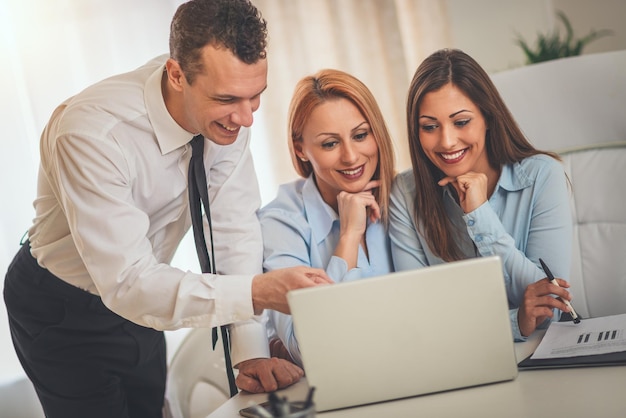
[531,313,626,359]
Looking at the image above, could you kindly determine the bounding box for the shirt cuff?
[326,255,365,283]
[463,202,507,256]
[213,274,255,324]
[230,316,270,367]
[326,256,349,283]
[510,308,527,342]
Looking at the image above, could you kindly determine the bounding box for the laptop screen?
[287,256,518,411]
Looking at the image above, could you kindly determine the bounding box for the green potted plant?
[515,10,613,64]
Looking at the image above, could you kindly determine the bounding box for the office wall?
[445,0,625,73]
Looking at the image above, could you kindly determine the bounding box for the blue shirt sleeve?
[389,170,429,271]
[259,207,314,367]
[258,184,370,366]
[389,159,572,341]
[463,157,572,308]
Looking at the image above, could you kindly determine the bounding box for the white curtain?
[252,0,452,202]
[0,0,450,381]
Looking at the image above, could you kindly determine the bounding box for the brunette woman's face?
[417,83,491,178]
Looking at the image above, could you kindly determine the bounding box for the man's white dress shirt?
[28,55,269,364]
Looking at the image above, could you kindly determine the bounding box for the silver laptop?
[287,256,518,412]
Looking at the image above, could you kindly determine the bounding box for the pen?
[539,258,581,324]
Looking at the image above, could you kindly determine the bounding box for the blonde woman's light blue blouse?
[258,175,393,366]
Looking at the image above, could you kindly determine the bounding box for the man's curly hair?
[169,0,268,84]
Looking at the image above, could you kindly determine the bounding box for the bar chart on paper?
[576,329,622,344]
[531,313,626,359]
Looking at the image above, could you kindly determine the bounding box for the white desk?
[208,331,626,417]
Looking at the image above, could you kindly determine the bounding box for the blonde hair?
[287,69,396,224]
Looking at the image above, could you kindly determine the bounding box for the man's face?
[168,44,268,145]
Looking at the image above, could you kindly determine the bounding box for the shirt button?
[468,220,475,226]
[475,235,483,242]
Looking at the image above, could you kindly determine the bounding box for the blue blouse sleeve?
[463,158,572,307]
[259,208,312,367]
[465,159,572,339]
[259,206,360,366]
[389,171,429,271]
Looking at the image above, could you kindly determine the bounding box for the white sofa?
[490,50,626,319]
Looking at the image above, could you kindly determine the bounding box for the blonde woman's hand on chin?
[337,180,382,233]
[335,180,381,269]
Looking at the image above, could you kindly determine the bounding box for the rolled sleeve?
[463,202,515,258]
[389,170,429,270]
[509,308,526,342]
[268,309,303,367]
[327,255,362,283]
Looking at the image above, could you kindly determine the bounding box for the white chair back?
[490,50,626,152]
[164,328,230,418]
[490,50,626,318]
[560,143,626,318]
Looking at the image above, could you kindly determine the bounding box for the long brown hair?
[406,49,560,261]
[288,69,396,224]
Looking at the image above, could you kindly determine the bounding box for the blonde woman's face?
[295,98,379,208]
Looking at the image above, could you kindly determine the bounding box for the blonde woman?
[258,69,396,367]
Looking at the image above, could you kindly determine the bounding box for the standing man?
[3,1,330,417]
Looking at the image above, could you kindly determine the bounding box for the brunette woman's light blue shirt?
[389,155,572,341]
[259,175,393,366]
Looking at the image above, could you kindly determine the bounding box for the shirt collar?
[496,162,533,192]
[144,57,195,155]
[302,175,338,245]
[441,162,532,202]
